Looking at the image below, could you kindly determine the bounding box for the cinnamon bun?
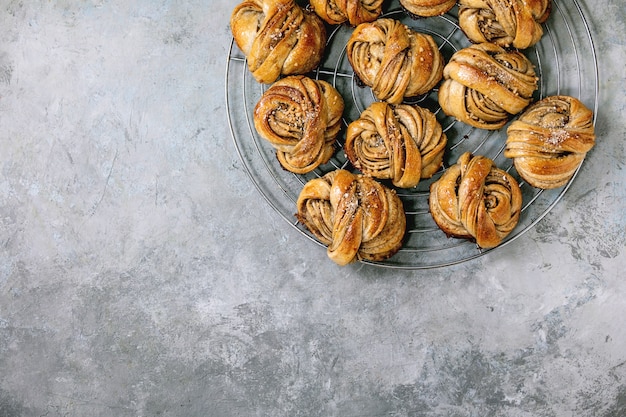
[345,102,447,188]
[309,0,384,26]
[346,18,445,104]
[230,0,327,84]
[438,42,538,130]
[254,75,345,174]
[458,0,552,49]
[429,152,523,248]
[296,169,406,265]
[400,0,456,17]
[504,95,596,189]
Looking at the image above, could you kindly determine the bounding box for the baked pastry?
[254,75,344,174]
[345,102,447,188]
[429,152,522,248]
[458,0,552,49]
[230,0,327,84]
[400,0,456,17]
[346,18,445,104]
[296,169,406,265]
[504,95,596,189]
[310,0,384,26]
[438,42,538,130]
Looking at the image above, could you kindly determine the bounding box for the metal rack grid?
[226,0,599,269]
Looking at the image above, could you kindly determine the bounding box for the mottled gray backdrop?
[0,1,625,416]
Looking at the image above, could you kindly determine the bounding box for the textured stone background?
[0,1,625,416]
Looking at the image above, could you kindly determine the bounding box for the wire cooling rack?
[225,0,599,269]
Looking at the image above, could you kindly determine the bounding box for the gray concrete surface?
[1,1,625,416]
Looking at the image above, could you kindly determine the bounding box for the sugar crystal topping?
[546,129,569,146]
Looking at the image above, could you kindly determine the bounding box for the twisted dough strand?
[429,152,522,248]
[345,102,447,188]
[231,0,326,84]
[400,0,456,17]
[296,170,406,265]
[347,18,444,104]
[254,75,344,174]
[438,42,538,130]
[504,95,596,189]
[310,0,384,26]
[458,0,552,49]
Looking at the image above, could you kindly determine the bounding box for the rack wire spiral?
[226,0,599,269]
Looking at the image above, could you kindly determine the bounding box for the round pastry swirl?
[438,42,538,130]
[254,75,345,174]
[400,0,456,17]
[230,0,327,84]
[458,0,552,49]
[504,95,596,189]
[309,0,384,26]
[296,169,406,265]
[429,152,523,249]
[346,18,445,104]
[345,102,447,188]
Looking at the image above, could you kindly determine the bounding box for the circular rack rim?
[225,0,599,269]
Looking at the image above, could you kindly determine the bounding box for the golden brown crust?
[400,0,456,17]
[438,42,538,130]
[230,0,327,84]
[429,152,523,248]
[458,0,552,49]
[504,95,596,189]
[254,75,345,174]
[345,102,447,188]
[296,169,406,265]
[310,0,384,26]
[346,18,444,104]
